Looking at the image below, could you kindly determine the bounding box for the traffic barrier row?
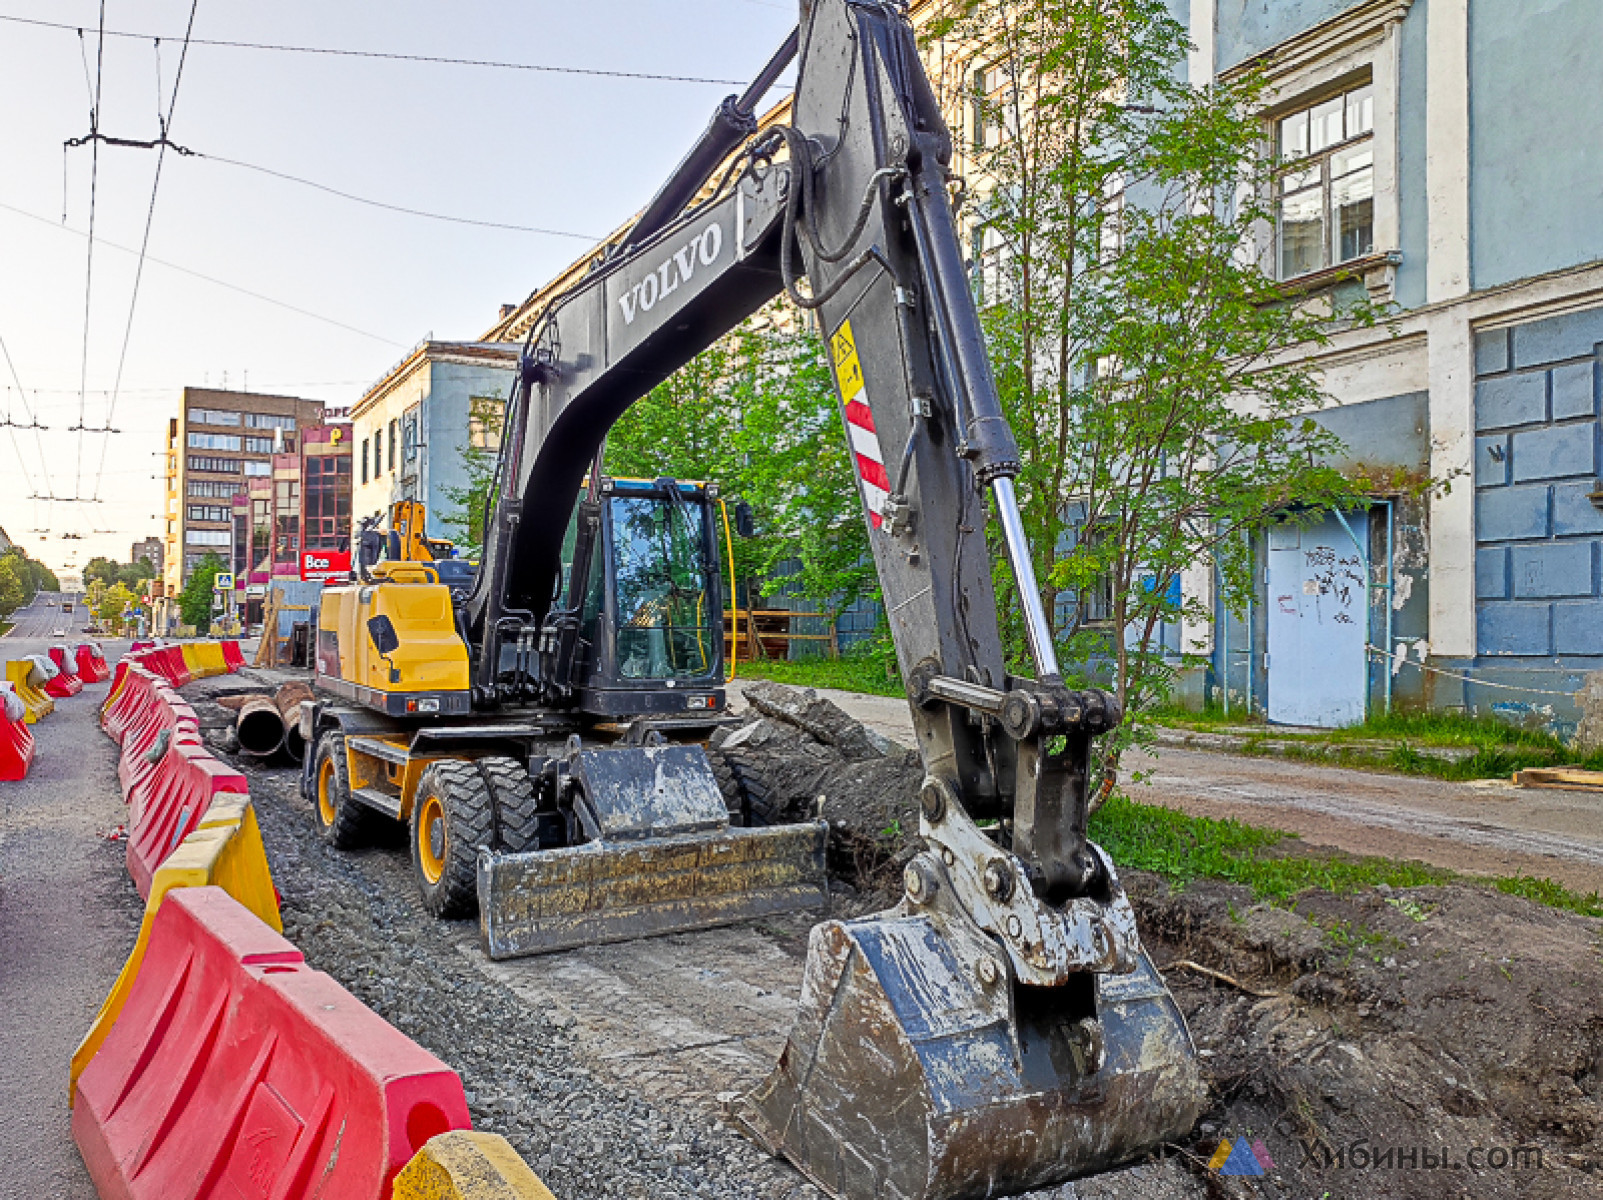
[0,682,35,781]
[46,644,84,697]
[4,659,54,723]
[76,642,111,683]
[81,641,561,1199]
[73,888,472,1200]
[71,791,282,1101]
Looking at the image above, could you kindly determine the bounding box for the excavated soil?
[196,672,1603,1199]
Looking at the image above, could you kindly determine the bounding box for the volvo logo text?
[617,223,724,325]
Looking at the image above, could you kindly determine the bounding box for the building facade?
[350,341,519,549]
[158,388,326,630]
[130,538,162,572]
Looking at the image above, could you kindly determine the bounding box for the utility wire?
[0,13,756,86]
[0,328,40,499]
[74,0,106,498]
[93,0,201,502]
[0,199,408,349]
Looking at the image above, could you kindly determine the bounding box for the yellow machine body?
[315,562,473,717]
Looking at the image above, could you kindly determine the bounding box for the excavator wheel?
[474,756,544,853]
[709,745,780,827]
[313,734,373,850]
[411,759,494,919]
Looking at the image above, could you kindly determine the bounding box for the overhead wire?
[0,14,758,86]
[0,327,41,500]
[92,0,201,502]
[73,0,107,499]
[0,199,408,348]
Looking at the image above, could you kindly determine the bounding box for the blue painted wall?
[420,361,516,545]
[1393,0,1430,310]
[1215,0,1359,72]
[1470,0,1603,289]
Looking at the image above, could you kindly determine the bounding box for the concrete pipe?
[273,682,314,764]
[235,695,286,757]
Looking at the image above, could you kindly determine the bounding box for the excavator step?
[476,820,829,959]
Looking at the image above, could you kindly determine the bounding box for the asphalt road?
[3,591,91,641]
[0,638,142,1200]
[746,685,1603,895]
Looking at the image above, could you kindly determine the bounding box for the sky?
[0,0,797,572]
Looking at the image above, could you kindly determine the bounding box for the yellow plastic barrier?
[5,660,54,723]
[69,791,281,1101]
[179,641,229,680]
[393,1132,559,1200]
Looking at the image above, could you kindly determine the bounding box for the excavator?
[301,1,1201,1195]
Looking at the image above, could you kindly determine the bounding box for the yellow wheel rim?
[417,794,446,884]
[317,757,337,826]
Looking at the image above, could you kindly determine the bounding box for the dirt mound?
[724,682,1603,1198]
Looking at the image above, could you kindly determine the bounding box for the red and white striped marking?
[831,319,887,529]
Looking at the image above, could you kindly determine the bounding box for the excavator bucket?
[476,743,829,959]
[734,873,1204,1200]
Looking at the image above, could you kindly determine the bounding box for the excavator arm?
[466,3,1201,1194]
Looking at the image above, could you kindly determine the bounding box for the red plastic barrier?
[144,646,192,689]
[129,640,156,653]
[73,888,470,1200]
[76,643,111,683]
[127,744,250,898]
[45,646,84,698]
[220,640,245,673]
[0,686,34,781]
[102,666,158,741]
[117,689,199,796]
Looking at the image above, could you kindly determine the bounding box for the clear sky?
[0,0,796,571]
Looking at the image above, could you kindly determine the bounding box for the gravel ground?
[0,641,143,1200]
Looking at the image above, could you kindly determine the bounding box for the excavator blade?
[734,912,1204,1200]
[477,821,829,959]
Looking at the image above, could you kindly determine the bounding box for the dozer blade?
[734,911,1204,1200]
[476,821,829,960]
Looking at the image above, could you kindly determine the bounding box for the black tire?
[474,756,543,852]
[709,745,781,827]
[410,759,494,919]
[313,734,373,850]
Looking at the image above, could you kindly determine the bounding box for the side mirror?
[358,529,383,569]
[367,614,400,657]
[734,500,756,538]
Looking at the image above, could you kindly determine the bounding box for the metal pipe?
[1384,500,1396,715]
[236,696,285,757]
[1219,561,1229,718]
[991,477,1060,679]
[1246,535,1256,717]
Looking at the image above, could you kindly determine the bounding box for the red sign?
[300,550,352,583]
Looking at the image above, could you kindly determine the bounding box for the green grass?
[1088,792,1603,918]
[0,621,12,637]
[734,654,906,698]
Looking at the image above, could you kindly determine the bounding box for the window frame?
[1272,80,1376,281]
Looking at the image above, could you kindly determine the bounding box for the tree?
[179,554,226,629]
[922,0,1387,790]
[117,559,155,590]
[98,582,137,632]
[84,556,119,588]
[0,555,24,618]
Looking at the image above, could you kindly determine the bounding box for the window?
[188,407,240,426]
[244,412,297,431]
[468,397,506,451]
[360,438,370,484]
[187,505,231,523]
[188,455,241,474]
[185,529,230,546]
[402,410,419,466]
[244,436,276,454]
[301,453,352,551]
[1275,82,1374,279]
[373,427,382,475]
[244,461,272,477]
[388,419,398,471]
[188,479,240,499]
[187,432,241,451]
[970,63,1010,151]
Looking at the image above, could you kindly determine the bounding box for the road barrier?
[75,642,111,683]
[179,640,230,680]
[5,659,55,722]
[116,693,200,800]
[73,887,471,1200]
[393,1132,559,1200]
[0,682,35,781]
[35,651,79,699]
[71,791,281,1101]
[126,742,250,899]
[47,644,85,696]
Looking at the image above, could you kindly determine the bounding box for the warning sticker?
[830,319,865,403]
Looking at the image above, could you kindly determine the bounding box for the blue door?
[1265,512,1369,727]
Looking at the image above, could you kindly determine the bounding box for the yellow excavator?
[300,2,1202,1195]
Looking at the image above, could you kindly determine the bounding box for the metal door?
[1265,512,1369,727]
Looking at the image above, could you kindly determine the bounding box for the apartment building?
[130,537,162,572]
[159,388,325,629]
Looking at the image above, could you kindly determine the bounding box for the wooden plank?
[1514,767,1603,793]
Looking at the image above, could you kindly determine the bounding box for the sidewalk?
[730,680,1603,895]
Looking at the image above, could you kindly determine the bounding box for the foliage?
[0,555,25,617]
[2,546,57,602]
[606,312,877,628]
[85,556,155,591]
[96,582,138,631]
[179,553,226,629]
[736,644,908,699]
[924,0,1387,785]
[438,395,506,560]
